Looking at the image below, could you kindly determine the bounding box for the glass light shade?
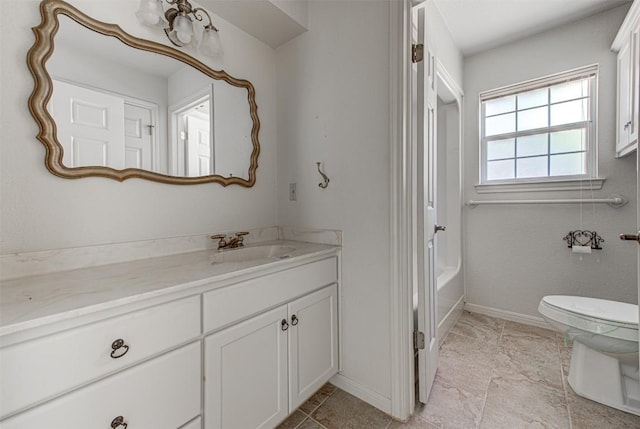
[135,0,165,27]
[172,14,194,45]
[200,27,223,57]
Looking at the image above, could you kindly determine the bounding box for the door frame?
[168,86,214,176]
[388,0,417,421]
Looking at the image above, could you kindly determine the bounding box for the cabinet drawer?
[0,295,200,418]
[203,257,337,333]
[1,342,201,429]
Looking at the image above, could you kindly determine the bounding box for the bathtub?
[437,264,464,343]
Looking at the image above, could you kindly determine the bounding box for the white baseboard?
[437,295,464,345]
[464,303,551,330]
[330,373,391,415]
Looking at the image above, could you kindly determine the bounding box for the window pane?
[517,156,548,178]
[487,159,514,180]
[550,129,586,154]
[550,79,589,103]
[518,88,548,109]
[486,112,515,136]
[550,153,585,176]
[487,138,515,160]
[550,99,589,126]
[517,134,548,157]
[518,106,548,131]
[485,95,515,116]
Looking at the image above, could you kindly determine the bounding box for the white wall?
[424,1,463,92]
[0,0,277,253]
[276,0,392,404]
[463,4,638,317]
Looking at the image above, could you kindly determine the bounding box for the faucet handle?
[235,231,249,237]
[210,234,227,240]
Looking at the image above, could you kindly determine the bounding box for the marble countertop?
[0,240,340,337]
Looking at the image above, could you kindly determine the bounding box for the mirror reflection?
[47,14,254,180]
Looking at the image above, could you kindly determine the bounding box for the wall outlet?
[289,183,297,201]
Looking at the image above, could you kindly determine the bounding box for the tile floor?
[278,311,640,429]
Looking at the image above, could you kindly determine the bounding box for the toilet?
[538,295,640,416]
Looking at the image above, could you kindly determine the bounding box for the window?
[479,65,598,187]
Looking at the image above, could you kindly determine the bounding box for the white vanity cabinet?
[613,1,640,157]
[0,241,341,429]
[203,284,338,429]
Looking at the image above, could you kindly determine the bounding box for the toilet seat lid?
[542,295,638,327]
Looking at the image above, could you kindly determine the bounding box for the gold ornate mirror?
[28,0,260,186]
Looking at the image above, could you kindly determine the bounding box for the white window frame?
[477,64,603,193]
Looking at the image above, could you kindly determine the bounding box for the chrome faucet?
[210,231,249,250]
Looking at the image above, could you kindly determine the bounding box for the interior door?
[413,4,439,404]
[186,115,212,176]
[50,80,125,169]
[124,103,154,170]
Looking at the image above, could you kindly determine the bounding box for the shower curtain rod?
[467,194,627,208]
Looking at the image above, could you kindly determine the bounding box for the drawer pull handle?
[281,319,289,331]
[291,314,299,326]
[111,416,128,428]
[110,339,129,359]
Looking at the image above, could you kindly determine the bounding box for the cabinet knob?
[111,416,128,428]
[110,339,130,359]
[281,319,289,331]
[291,314,299,326]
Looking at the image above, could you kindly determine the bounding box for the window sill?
[475,178,605,194]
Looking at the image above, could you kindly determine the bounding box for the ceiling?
[432,0,632,56]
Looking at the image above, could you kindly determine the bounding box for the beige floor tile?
[437,332,496,393]
[277,410,308,429]
[503,320,556,340]
[480,374,570,429]
[497,331,563,391]
[450,311,504,345]
[556,334,573,377]
[414,377,485,429]
[388,415,441,429]
[311,389,392,429]
[299,383,338,414]
[566,380,640,429]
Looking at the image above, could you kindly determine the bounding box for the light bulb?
[173,15,193,45]
[135,0,164,26]
[200,27,223,57]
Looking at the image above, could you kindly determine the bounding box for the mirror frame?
[27,0,260,186]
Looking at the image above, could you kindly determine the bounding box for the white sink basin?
[211,244,296,263]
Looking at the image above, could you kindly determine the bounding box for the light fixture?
[136,0,223,57]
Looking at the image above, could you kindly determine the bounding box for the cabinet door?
[617,40,632,156]
[204,306,289,429]
[288,284,339,411]
[629,26,639,146]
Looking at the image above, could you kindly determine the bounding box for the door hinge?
[413,330,425,350]
[412,44,424,63]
